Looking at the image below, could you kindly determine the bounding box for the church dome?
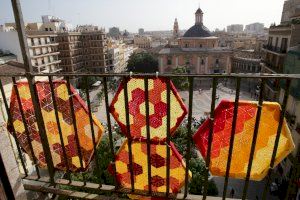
[183,7,212,38]
[183,24,211,37]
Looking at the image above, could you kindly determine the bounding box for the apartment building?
[277,44,300,192]
[27,31,61,73]
[134,35,152,49]
[108,39,136,72]
[227,24,244,33]
[57,30,108,74]
[261,0,300,101]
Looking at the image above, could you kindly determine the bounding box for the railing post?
[11,0,55,184]
[0,152,15,200]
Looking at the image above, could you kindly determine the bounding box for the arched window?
[167,57,172,65]
[201,59,205,65]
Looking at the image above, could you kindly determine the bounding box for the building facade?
[138,28,145,35]
[57,30,108,74]
[231,50,261,93]
[278,45,300,196]
[158,8,232,74]
[108,39,136,72]
[27,31,61,73]
[261,0,300,100]
[134,35,152,49]
[227,24,244,33]
[245,23,265,35]
[109,27,120,38]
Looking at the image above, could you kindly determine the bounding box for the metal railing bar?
[262,79,291,199]
[20,72,300,79]
[166,79,171,197]
[12,77,40,178]
[103,77,118,188]
[284,152,300,200]
[84,76,102,187]
[0,79,27,176]
[183,77,194,199]
[242,79,265,200]
[11,0,56,184]
[48,76,71,182]
[123,77,135,192]
[66,76,85,184]
[0,153,15,200]
[144,77,152,194]
[202,77,218,200]
[222,77,241,199]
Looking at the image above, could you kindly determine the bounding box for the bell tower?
[195,8,203,25]
[173,18,179,38]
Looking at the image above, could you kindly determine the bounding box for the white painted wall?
[0,31,23,62]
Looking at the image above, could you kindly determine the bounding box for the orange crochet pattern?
[109,77,187,141]
[109,139,192,194]
[9,81,104,171]
[193,100,294,180]
[109,77,191,195]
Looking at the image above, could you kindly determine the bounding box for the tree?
[172,117,218,196]
[171,67,189,90]
[127,52,159,73]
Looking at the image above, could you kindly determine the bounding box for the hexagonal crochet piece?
[109,77,187,141]
[193,100,295,180]
[9,81,104,172]
[109,139,192,194]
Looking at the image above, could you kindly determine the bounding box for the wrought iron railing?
[0,72,300,200]
[1,1,299,199]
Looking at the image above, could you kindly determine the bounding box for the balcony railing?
[262,45,287,54]
[2,1,299,199]
[0,72,300,200]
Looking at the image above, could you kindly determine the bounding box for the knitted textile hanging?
[8,81,104,172]
[193,100,294,180]
[109,139,192,194]
[109,77,187,141]
[109,77,190,195]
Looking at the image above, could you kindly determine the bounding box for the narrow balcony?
[0,72,300,200]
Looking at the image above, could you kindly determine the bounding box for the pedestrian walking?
[230,188,235,198]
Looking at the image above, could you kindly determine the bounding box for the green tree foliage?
[172,117,218,196]
[127,52,159,73]
[171,67,189,90]
[77,76,101,90]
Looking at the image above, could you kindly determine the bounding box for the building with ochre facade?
[159,8,233,74]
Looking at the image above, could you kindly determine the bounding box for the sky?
[0,0,285,33]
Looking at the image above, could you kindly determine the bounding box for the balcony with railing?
[1,72,300,200]
[1,1,300,200]
[262,45,287,55]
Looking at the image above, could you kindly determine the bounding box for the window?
[185,57,190,65]
[268,37,273,46]
[200,44,202,48]
[167,57,172,65]
[185,44,188,48]
[201,59,205,65]
[281,38,288,53]
[216,59,219,64]
[275,37,279,48]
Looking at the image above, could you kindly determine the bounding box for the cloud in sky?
[0,0,284,32]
